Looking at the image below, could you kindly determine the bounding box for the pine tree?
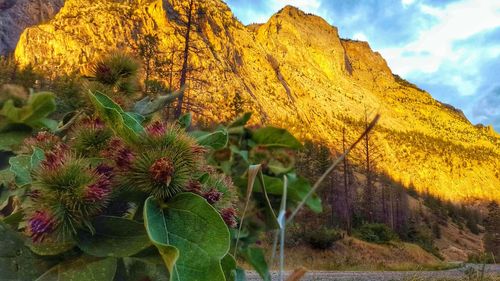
[484,201,500,260]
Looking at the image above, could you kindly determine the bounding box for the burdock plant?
[27,149,113,241]
[104,121,204,200]
[1,85,320,281]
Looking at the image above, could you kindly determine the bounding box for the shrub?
[467,252,496,264]
[354,223,398,244]
[305,227,342,249]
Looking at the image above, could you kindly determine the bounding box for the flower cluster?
[22,118,239,243]
[68,117,112,157]
[25,137,115,242]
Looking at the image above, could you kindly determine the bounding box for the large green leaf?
[0,223,54,281]
[144,193,230,281]
[241,247,270,281]
[194,129,229,150]
[36,256,117,281]
[89,91,144,142]
[77,216,151,258]
[0,92,56,130]
[251,127,302,149]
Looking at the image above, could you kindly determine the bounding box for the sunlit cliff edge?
[11,0,500,202]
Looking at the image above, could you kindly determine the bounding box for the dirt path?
[246,264,500,280]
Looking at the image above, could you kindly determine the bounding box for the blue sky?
[224,0,500,131]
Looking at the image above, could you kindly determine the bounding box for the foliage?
[0,76,320,280]
[483,201,500,261]
[0,91,57,151]
[304,227,342,249]
[354,223,398,244]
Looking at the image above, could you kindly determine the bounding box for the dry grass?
[258,237,450,271]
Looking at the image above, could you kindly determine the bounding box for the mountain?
[11,0,500,202]
[0,0,64,54]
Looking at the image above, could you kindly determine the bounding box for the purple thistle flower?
[116,148,134,169]
[149,157,175,185]
[145,121,166,137]
[41,148,66,170]
[85,177,112,202]
[95,164,114,179]
[186,180,203,194]
[203,188,223,205]
[221,208,237,228]
[28,210,55,242]
[82,117,106,130]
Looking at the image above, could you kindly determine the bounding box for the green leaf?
[30,147,45,170]
[117,257,169,281]
[0,92,56,130]
[221,254,237,281]
[36,256,117,281]
[0,169,15,187]
[0,222,55,281]
[195,129,229,150]
[245,165,279,230]
[77,216,151,258]
[2,211,24,228]
[133,91,182,116]
[252,127,302,149]
[241,247,271,281]
[0,130,32,151]
[9,155,31,186]
[235,268,247,281]
[34,118,58,131]
[27,239,76,256]
[255,174,322,213]
[178,112,192,129]
[228,112,252,128]
[287,174,322,213]
[144,193,230,281]
[126,112,145,124]
[89,91,144,142]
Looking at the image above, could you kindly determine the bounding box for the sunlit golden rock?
[14,1,500,202]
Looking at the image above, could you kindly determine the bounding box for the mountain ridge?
[10,0,500,201]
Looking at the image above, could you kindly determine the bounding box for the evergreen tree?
[484,201,500,260]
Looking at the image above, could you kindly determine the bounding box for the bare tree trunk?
[342,126,352,234]
[364,112,374,223]
[389,188,395,229]
[169,48,175,90]
[175,0,194,118]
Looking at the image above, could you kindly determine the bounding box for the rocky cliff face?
[13,0,500,201]
[0,0,64,55]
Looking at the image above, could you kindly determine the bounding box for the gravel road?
[246,264,500,280]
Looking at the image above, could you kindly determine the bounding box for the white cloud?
[379,0,500,96]
[401,0,416,7]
